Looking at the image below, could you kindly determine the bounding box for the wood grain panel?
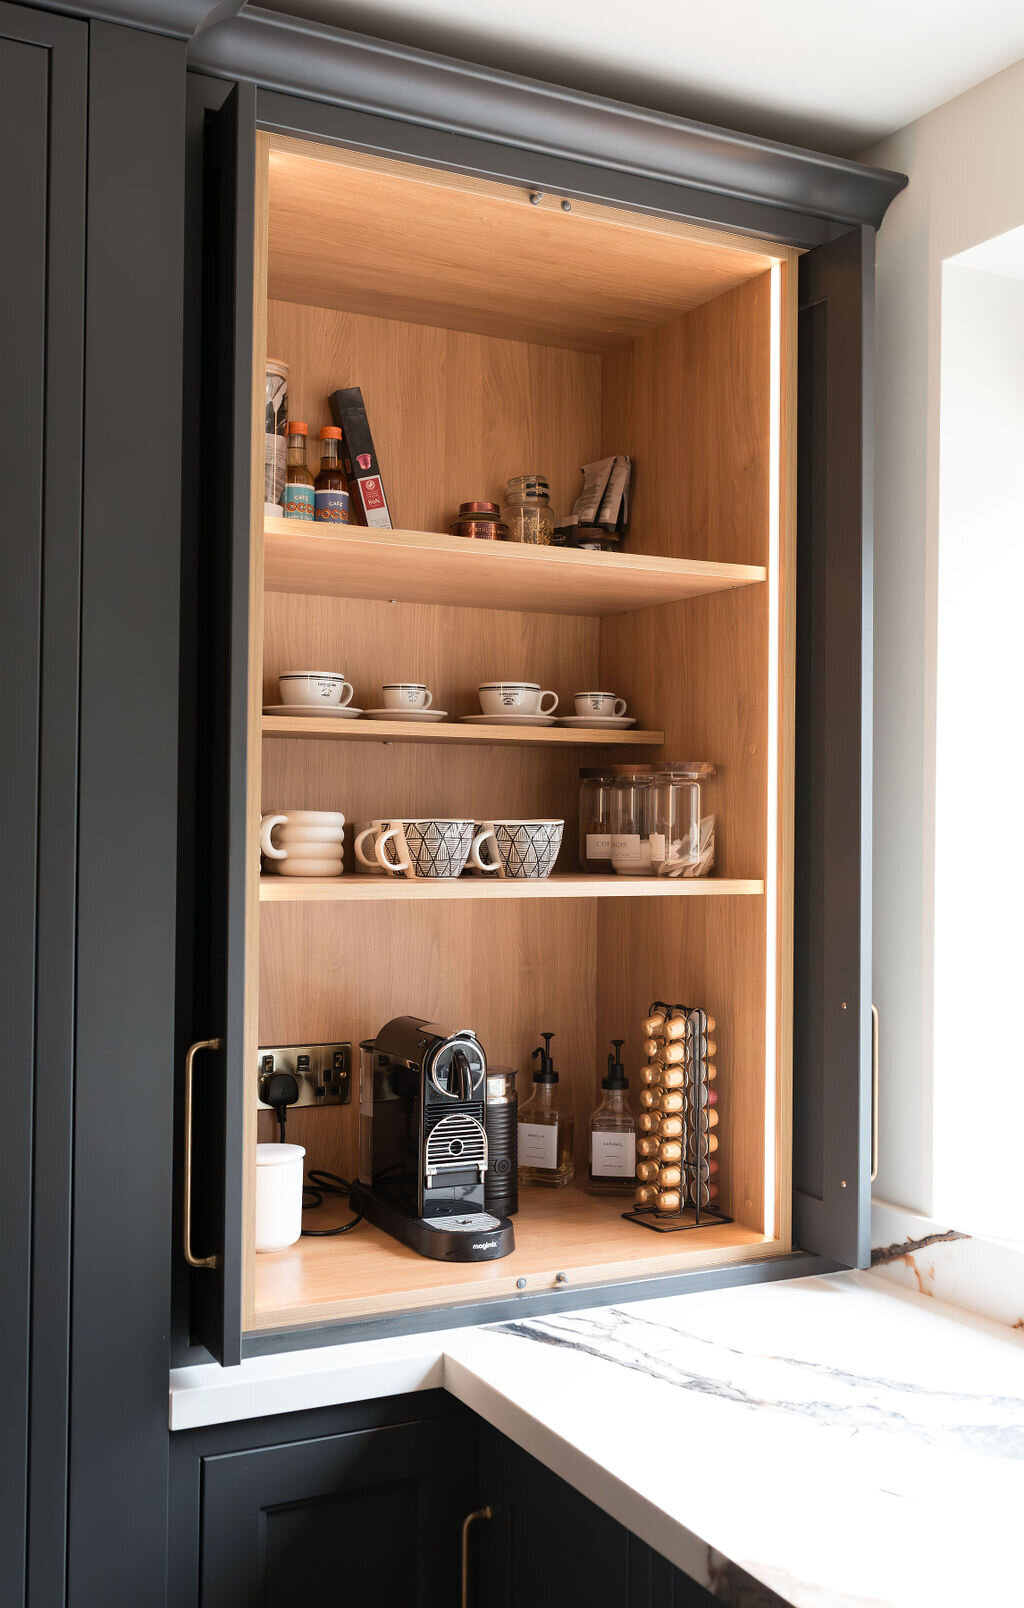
[600,275,772,565]
[263,517,767,615]
[266,301,601,535]
[595,275,775,1238]
[267,136,782,353]
[262,714,664,749]
[257,896,597,1179]
[252,1181,781,1329]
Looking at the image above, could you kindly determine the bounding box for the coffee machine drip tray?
[357,1184,515,1261]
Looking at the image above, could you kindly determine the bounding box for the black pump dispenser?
[532,1032,558,1083]
[603,1039,628,1090]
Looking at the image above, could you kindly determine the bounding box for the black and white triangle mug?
[469,819,564,880]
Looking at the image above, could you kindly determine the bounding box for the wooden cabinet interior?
[243,131,795,1334]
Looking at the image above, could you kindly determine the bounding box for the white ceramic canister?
[254,1142,306,1251]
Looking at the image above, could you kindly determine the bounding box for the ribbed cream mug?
[260,809,345,877]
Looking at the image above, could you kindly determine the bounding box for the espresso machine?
[358,1016,516,1261]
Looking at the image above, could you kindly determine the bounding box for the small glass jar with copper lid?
[450,501,509,540]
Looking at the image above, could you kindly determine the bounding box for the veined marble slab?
[444,1272,1024,1608]
[170,1270,1024,1608]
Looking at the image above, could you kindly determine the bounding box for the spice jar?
[650,762,717,877]
[578,768,614,872]
[502,475,554,545]
[609,764,656,875]
[450,500,509,540]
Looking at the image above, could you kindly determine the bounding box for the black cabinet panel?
[793,226,874,1269]
[199,1413,477,1608]
[0,6,87,1604]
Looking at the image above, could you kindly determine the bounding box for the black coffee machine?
[358,1016,516,1262]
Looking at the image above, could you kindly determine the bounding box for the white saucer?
[363,708,448,723]
[557,714,638,728]
[263,704,364,718]
[461,713,559,728]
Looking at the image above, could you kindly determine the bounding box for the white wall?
[862,58,1024,1215]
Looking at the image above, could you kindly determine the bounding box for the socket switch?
[257,1042,351,1109]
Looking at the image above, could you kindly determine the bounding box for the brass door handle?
[460,1505,492,1608]
[184,1037,224,1269]
[870,1004,879,1184]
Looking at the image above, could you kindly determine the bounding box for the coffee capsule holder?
[622,999,731,1233]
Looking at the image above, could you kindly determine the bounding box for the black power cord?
[301,1170,366,1235]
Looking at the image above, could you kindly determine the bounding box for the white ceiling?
[274,0,1024,156]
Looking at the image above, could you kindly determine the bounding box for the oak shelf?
[263,516,766,618]
[259,873,764,903]
[253,1179,781,1330]
[261,713,665,748]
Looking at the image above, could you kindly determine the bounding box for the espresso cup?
[470,819,564,880]
[260,810,345,877]
[367,818,482,880]
[478,681,558,716]
[381,683,433,710]
[574,691,627,718]
[279,670,354,708]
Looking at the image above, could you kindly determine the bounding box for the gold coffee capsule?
[640,1063,659,1085]
[658,1165,682,1188]
[661,1066,685,1088]
[634,1183,660,1207]
[643,1037,660,1058]
[706,1015,717,1033]
[637,1136,659,1158]
[659,1140,682,1162]
[664,1017,688,1041]
[658,1090,684,1112]
[642,1013,666,1037]
[638,1112,659,1133]
[706,1063,717,1081]
[706,1039,717,1058]
[640,1088,658,1109]
[659,1115,683,1137]
[655,1189,681,1213]
[663,1042,686,1064]
[636,1159,661,1182]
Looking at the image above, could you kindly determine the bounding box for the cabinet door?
[179,74,260,1365]
[199,1416,477,1607]
[477,1426,632,1608]
[0,5,86,1602]
[793,227,874,1267]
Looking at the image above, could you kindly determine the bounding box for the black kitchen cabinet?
[3,3,905,1602]
[172,1398,721,1608]
[175,1395,477,1608]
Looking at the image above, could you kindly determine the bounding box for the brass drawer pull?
[184,1037,224,1269]
[460,1505,493,1608]
[870,1004,879,1184]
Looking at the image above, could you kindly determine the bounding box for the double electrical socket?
[256,1042,351,1109]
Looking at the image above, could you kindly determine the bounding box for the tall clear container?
[609,764,655,875]
[650,762,717,877]
[578,767,614,872]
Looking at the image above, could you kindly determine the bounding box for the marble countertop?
[170,1271,1024,1608]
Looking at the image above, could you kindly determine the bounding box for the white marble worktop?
[170,1271,1024,1607]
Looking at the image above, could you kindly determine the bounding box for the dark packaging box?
[328,386,393,529]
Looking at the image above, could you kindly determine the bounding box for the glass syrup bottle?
[587,1040,636,1195]
[281,421,315,519]
[517,1033,574,1188]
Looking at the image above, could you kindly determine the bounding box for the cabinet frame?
[180,63,888,1364]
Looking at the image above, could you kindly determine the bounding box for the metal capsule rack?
[621,999,731,1233]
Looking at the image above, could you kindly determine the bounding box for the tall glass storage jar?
[650,762,717,876]
[578,768,614,872]
[609,764,656,875]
